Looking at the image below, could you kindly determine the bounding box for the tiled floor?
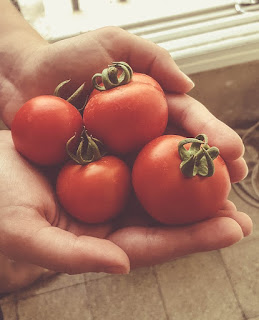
[1,61,258,319]
[0,225,258,320]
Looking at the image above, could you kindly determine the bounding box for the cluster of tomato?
[11,62,231,225]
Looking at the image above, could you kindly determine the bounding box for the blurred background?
[14,0,259,73]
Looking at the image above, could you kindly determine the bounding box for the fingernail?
[180,70,195,89]
[102,266,130,275]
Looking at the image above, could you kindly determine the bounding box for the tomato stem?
[178,134,219,177]
[53,79,71,97]
[66,82,86,104]
[92,61,133,91]
[66,128,106,165]
[53,80,87,114]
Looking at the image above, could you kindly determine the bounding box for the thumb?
[49,27,194,94]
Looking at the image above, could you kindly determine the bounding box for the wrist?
[0,29,47,70]
[0,0,48,126]
[0,38,49,127]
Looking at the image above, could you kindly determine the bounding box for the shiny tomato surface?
[132,135,231,225]
[83,73,168,154]
[11,96,83,165]
[56,156,131,223]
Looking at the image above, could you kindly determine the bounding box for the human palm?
[0,28,252,292]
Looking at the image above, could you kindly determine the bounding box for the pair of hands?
[0,27,252,277]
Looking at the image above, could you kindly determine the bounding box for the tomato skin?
[11,96,83,166]
[83,73,168,155]
[132,135,231,225]
[56,156,131,224]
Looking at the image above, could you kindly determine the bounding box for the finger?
[108,217,244,269]
[110,28,195,93]
[218,201,253,237]
[50,27,194,93]
[0,207,130,275]
[225,157,248,183]
[221,199,237,211]
[166,93,245,161]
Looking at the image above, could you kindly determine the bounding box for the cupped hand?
[0,130,129,276]
[0,27,252,282]
[0,130,252,277]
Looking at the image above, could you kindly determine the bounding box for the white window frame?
[19,0,259,74]
[123,3,259,74]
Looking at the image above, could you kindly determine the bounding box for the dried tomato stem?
[53,79,71,97]
[92,61,133,91]
[66,128,106,165]
[178,134,219,177]
[53,80,87,113]
[66,82,86,104]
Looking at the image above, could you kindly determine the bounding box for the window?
[17,0,259,74]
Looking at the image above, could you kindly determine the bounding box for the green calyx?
[92,61,133,91]
[178,134,219,178]
[66,128,106,165]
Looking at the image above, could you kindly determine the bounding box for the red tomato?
[83,72,168,154]
[56,156,131,223]
[11,96,83,166]
[132,135,231,225]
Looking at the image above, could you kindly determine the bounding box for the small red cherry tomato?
[83,62,168,155]
[56,156,131,224]
[132,134,231,225]
[11,95,83,166]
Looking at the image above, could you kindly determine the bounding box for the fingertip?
[179,70,195,92]
[227,157,248,183]
[237,212,253,237]
[192,217,244,251]
[102,264,130,275]
[215,217,244,246]
[218,203,253,237]
[76,237,130,275]
[218,130,245,161]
